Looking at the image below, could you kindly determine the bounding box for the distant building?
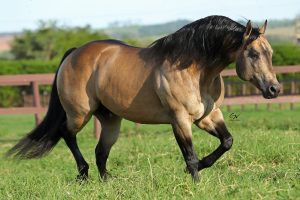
[0,34,13,52]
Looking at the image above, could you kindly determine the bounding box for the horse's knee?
[222,136,233,151]
[197,118,214,132]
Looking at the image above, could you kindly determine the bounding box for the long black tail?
[6,48,77,159]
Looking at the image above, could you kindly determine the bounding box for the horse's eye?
[248,49,260,60]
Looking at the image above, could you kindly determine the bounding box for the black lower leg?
[174,134,200,182]
[198,123,233,171]
[94,110,121,181]
[95,143,110,180]
[61,125,89,180]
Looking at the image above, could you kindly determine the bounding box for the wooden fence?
[0,65,300,138]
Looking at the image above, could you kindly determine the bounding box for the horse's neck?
[197,60,227,85]
[199,47,238,83]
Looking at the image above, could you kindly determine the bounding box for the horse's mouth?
[262,92,279,99]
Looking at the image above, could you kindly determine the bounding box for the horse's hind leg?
[94,107,122,180]
[194,108,233,171]
[61,110,94,180]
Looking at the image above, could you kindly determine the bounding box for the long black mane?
[143,15,260,68]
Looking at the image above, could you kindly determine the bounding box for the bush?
[11,22,110,61]
[272,43,300,65]
[0,60,58,107]
[0,87,22,107]
[0,60,58,75]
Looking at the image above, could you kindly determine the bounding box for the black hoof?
[100,170,113,181]
[192,173,200,183]
[185,166,200,183]
[76,174,88,182]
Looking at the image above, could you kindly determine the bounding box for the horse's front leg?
[195,108,233,171]
[172,112,200,182]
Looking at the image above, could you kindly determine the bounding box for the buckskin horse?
[7,15,280,182]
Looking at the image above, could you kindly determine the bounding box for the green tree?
[11,21,110,60]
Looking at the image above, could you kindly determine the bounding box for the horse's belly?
[100,92,171,124]
[97,75,172,124]
[122,107,171,124]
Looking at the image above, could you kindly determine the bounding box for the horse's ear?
[259,20,267,34]
[243,20,252,42]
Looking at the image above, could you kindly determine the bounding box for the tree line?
[11,21,110,61]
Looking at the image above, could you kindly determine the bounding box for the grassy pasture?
[0,106,299,199]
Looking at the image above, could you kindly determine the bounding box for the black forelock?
[143,15,261,68]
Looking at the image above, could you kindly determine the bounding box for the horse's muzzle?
[263,84,281,99]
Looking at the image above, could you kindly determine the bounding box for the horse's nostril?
[269,85,277,94]
[268,84,280,96]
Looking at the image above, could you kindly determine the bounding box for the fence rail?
[1,65,300,138]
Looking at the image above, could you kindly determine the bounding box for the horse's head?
[236,20,280,99]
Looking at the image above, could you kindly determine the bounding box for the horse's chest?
[155,74,223,121]
[155,74,204,120]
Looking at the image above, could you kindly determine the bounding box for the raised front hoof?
[192,174,200,183]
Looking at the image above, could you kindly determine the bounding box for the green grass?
[0,107,299,199]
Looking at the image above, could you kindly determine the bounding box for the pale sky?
[1,0,299,33]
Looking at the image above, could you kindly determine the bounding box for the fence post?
[291,80,295,94]
[290,80,295,110]
[31,81,42,125]
[226,83,232,112]
[241,84,246,110]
